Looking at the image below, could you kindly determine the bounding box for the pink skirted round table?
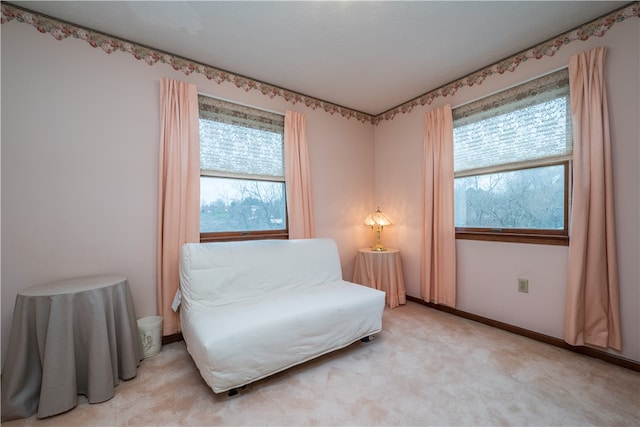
[352,248,406,309]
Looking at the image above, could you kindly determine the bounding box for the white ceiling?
[12,1,629,115]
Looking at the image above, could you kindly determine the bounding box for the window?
[198,96,287,242]
[453,69,572,245]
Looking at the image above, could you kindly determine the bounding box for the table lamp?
[364,207,392,251]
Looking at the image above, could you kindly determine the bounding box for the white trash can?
[137,316,163,358]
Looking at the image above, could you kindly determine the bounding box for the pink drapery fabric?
[284,111,315,239]
[421,105,456,307]
[157,78,200,336]
[564,47,621,350]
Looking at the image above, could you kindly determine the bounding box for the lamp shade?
[364,208,392,227]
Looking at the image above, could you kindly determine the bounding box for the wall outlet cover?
[518,278,529,293]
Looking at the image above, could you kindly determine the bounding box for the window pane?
[200,177,286,233]
[454,164,565,230]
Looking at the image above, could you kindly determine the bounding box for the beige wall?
[2,14,638,366]
[374,17,639,361]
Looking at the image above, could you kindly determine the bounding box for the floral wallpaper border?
[1,2,638,125]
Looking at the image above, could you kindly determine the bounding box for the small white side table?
[352,248,407,309]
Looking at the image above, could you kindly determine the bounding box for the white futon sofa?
[177,238,385,395]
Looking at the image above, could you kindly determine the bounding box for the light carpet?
[3,301,639,426]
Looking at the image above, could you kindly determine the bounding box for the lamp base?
[371,244,387,251]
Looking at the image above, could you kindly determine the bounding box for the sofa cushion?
[180,279,384,393]
[180,238,344,310]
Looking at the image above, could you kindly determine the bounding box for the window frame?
[198,96,288,242]
[200,228,289,243]
[452,69,572,246]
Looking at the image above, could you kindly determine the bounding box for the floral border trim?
[1,2,638,125]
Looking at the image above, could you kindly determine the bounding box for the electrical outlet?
[518,278,529,293]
